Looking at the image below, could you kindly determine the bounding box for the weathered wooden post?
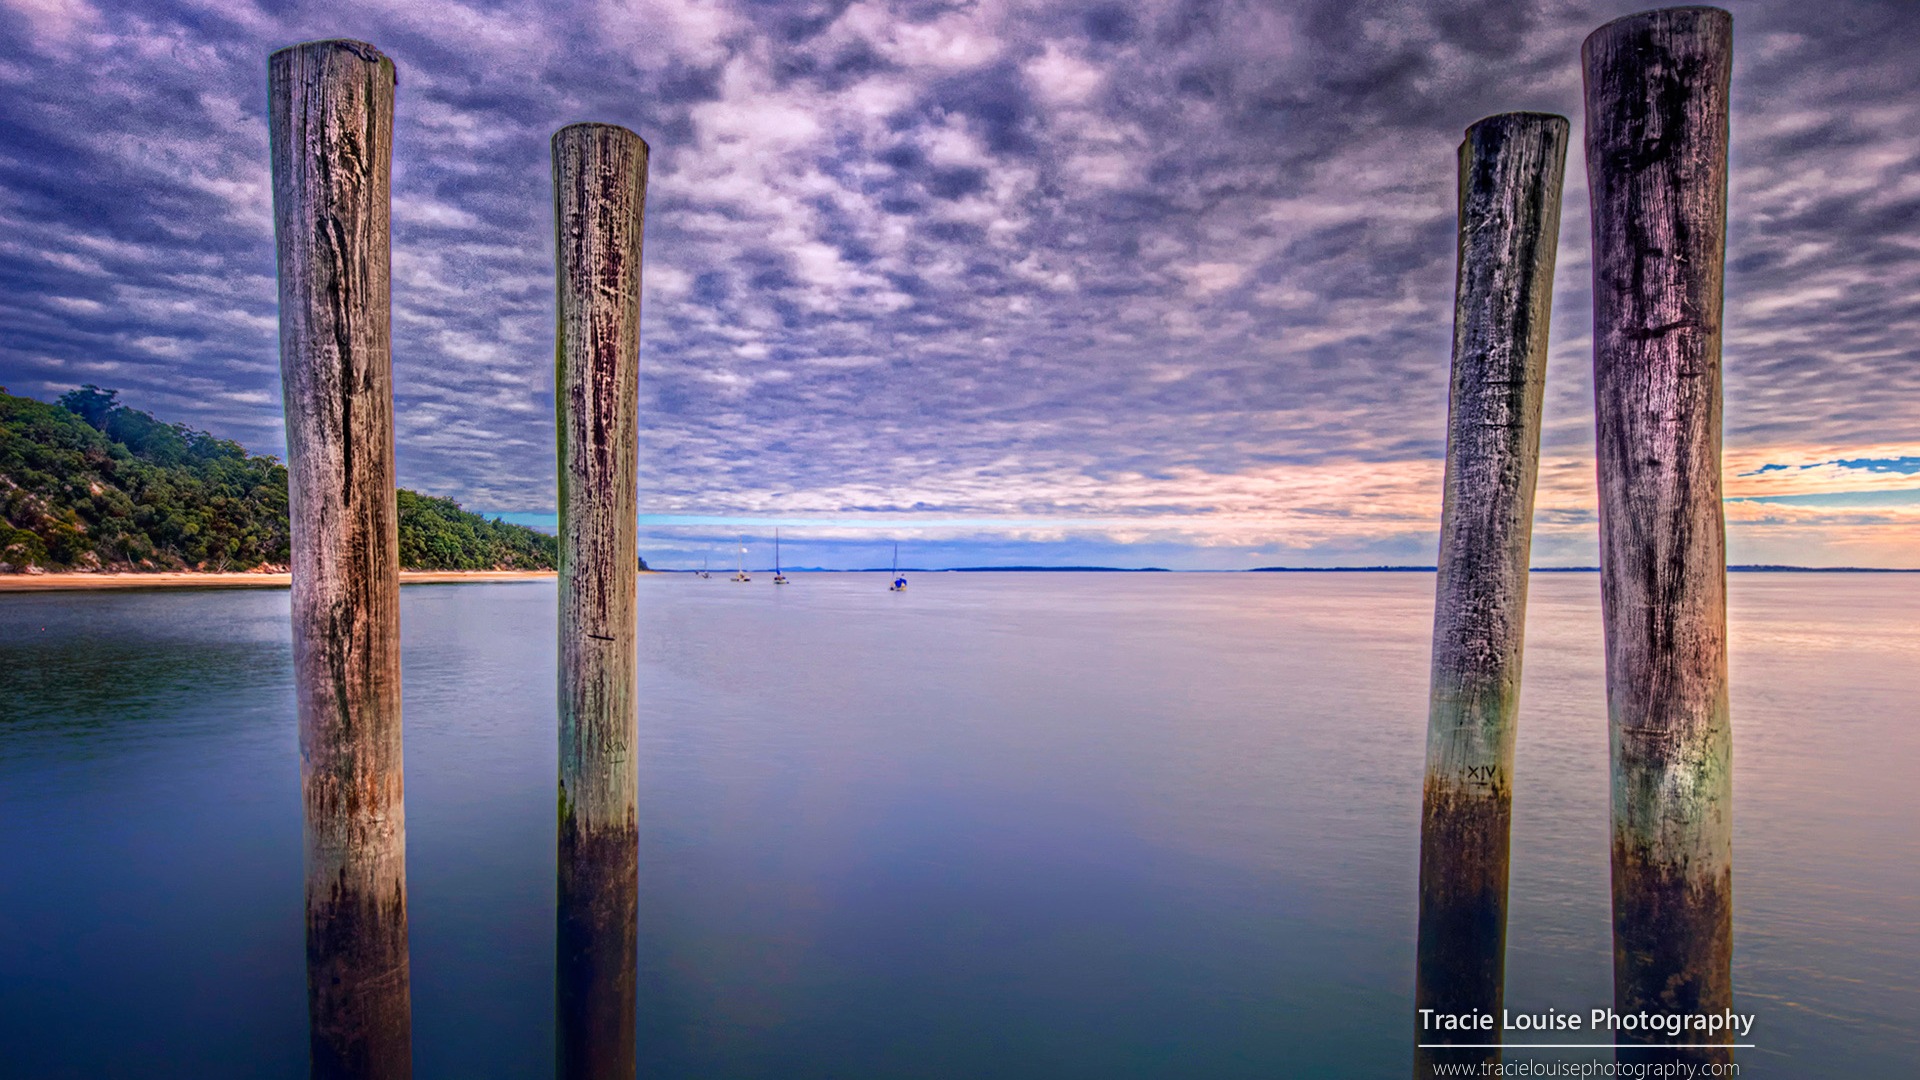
[1414,112,1567,1079]
[269,39,410,1079]
[1584,7,1734,1067]
[554,122,648,1080]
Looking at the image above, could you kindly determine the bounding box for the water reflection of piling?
[1584,8,1735,1067]
[268,39,412,1079]
[553,122,648,1080]
[1414,112,1567,1080]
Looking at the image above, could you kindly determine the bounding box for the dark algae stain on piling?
[556,809,642,1077]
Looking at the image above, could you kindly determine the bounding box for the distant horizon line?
[668,564,1920,574]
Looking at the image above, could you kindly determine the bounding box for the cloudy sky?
[3,0,1918,569]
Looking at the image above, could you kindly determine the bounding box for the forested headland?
[1,386,571,573]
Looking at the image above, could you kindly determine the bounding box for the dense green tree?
[397,489,556,571]
[1,386,566,573]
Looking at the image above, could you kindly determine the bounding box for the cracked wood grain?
[552,121,648,1080]
[1585,7,1735,1068]
[1415,110,1567,1080]
[269,38,410,1080]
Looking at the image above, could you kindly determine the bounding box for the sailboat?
[889,542,906,592]
[732,542,751,582]
[697,555,711,579]
[773,528,789,585]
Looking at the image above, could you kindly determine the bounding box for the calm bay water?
[1,573,1915,1077]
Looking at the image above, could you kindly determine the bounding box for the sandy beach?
[0,570,561,593]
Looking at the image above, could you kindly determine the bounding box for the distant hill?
[0,385,565,574]
[1245,564,1919,574]
[943,565,1170,572]
[1727,564,1920,573]
[1248,565,1437,572]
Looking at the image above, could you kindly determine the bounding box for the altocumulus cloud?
[3,0,1919,567]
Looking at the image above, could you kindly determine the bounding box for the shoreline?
[0,570,566,593]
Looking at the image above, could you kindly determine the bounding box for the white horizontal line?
[1417,1044,1755,1049]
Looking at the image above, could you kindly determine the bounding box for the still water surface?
[1,573,1915,1077]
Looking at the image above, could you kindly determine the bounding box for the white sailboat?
[889,542,906,592]
[774,528,789,585]
[732,542,751,582]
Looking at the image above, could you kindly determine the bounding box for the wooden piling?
[1583,7,1734,1066]
[553,122,648,1080]
[268,39,410,1079]
[1414,112,1567,1079]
